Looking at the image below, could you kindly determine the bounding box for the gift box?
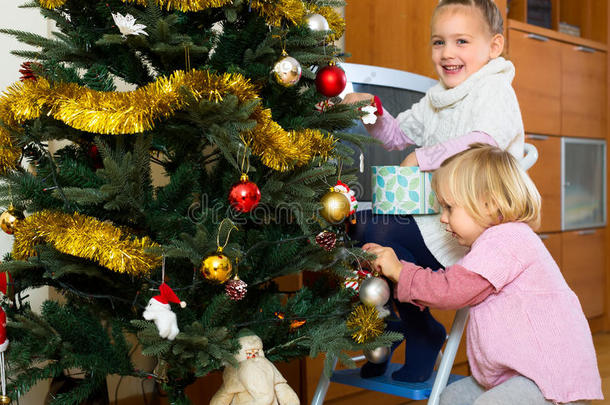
[371,166,439,215]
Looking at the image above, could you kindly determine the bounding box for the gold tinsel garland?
[0,70,335,172]
[123,0,232,12]
[39,0,67,8]
[346,305,385,344]
[38,0,345,39]
[13,210,161,276]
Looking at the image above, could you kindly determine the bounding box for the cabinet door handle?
[577,230,597,236]
[575,46,596,53]
[538,234,550,240]
[526,33,549,42]
[526,134,549,141]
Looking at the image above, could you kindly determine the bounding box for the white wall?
[1,4,53,404]
[1,4,50,259]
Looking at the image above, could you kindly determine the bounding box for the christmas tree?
[0,0,400,403]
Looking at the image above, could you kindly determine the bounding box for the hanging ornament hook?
[184,45,191,71]
[216,218,238,253]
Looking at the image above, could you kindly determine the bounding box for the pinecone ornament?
[225,277,248,301]
[315,231,337,251]
[19,62,39,81]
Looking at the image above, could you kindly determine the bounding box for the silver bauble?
[359,277,390,307]
[306,13,330,32]
[273,55,302,87]
[363,346,391,364]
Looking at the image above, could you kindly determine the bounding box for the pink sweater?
[395,222,603,403]
[366,108,498,171]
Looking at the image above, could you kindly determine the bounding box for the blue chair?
[310,144,538,405]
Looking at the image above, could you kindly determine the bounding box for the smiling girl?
[343,0,526,383]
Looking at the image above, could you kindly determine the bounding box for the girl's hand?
[400,151,419,167]
[341,92,374,105]
[362,243,403,283]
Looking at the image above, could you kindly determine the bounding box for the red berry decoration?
[88,145,104,169]
[315,64,347,97]
[315,230,337,251]
[228,173,261,213]
[225,277,248,301]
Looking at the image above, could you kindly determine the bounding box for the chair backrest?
[520,143,538,171]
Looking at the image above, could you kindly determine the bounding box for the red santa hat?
[152,283,186,308]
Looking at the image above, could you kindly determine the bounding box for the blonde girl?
[364,144,602,404]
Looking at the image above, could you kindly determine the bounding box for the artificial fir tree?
[0,0,401,403]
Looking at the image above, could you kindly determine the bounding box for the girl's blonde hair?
[431,143,541,230]
[435,0,504,36]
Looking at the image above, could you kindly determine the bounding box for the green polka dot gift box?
[371,166,439,215]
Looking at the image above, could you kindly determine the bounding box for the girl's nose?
[441,44,454,59]
[440,211,448,223]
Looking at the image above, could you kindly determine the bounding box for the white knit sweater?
[395,57,524,266]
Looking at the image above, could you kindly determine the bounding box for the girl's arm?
[342,92,425,150]
[362,242,494,310]
[414,131,498,171]
[395,262,494,310]
[364,107,418,151]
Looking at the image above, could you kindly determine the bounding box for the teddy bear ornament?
[210,330,300,405]
[142,282,186,340]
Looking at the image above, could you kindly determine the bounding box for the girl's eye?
[432,40,444,46]
[457,39,468,45]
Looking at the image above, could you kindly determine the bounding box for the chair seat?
[330,363,465,400]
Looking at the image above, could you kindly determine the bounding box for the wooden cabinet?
[525,134,562,232]
[562,228,606,318]
[508,0,607,43]
[539,232,562,265]
[509,29,562,135]
[508,21,607,138]
[561,43,607,138]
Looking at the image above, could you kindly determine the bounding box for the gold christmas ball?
[273,55,302,87]
[0,206,24,235]
[201,251,232,283]
[319,190,351,224]
[0,395,11,404]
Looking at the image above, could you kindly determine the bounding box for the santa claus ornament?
[210,330,299,405]
[0,271,12,404]
[142,282,186,341]
[333,180,358,216]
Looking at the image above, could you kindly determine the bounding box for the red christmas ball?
[315,64,347,97]
[229,174,261,213]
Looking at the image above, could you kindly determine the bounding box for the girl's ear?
[489,33,504,58]
[483,200,502,225]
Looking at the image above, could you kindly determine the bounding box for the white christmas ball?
[306,13,330,32]
[363,346,391,364]
[359,277,390,307]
